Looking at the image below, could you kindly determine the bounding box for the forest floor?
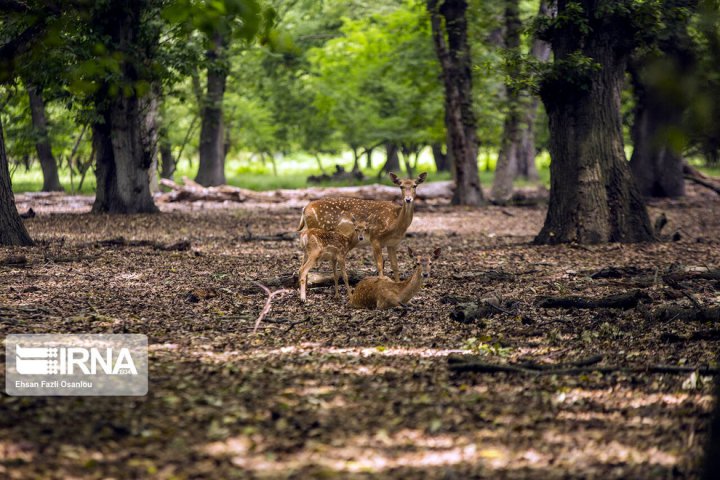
[1,183,719,479]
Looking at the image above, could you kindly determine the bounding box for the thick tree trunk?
[517,0,553,181]
[379,143,401,177]
[143,87,160,194]
[0,117,33,246]
[628,1,696,198]
[431,143,449,171]
[92,93,158,214]
[535,0,654,244]
[195,34,227,187]
[491,0,522,203]
[629,91,685,197]
[27,84,62,192]
[429,0,483,205]
[90,0,158,214]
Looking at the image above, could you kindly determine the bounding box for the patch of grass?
[8,146,629,194]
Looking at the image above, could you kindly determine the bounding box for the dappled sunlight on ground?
[2,186,719,478]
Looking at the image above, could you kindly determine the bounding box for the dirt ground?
[1,183,719,479]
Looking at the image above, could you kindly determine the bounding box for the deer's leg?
[339,257,351,297]
[371,240,385,277]
[331,257,340,298]
[388,246,400,282]
[376,291,400,310]
[299,253,319,303]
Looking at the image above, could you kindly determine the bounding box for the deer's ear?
[415,172,427,185]
[389,172,401,185]
[407,247,415,258]
[432,247,441,259]
[350,214,357,222]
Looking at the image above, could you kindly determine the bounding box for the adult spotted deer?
[297,172,427,281]
[349,247,441,310]
[298,215,368,302]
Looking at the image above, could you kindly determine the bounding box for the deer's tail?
[296,209,306,231]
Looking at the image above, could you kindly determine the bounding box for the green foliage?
[307,1,444,152]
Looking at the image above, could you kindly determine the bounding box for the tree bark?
[159,112,175,180]
[431,143,449,171]
[428,0,484,205]
[491,0,522,203]
[90,0,158,214]
[27,84,62,192]
[629,86,685,197]
[92,93,159,214]
[535,0,654,244]
[143,87,160,194]
[379,143,401,177]
[628,1,696,198]
[516,0,553,181]
[195,33,227,187]
[0,117,33,246]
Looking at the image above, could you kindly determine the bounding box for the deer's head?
[389,172,427,204]
[350,214,369,242]
[408,247,441,278]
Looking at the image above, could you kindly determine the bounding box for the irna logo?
[15,344,138,375]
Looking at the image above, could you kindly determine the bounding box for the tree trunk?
[0,117,33,246]
[92,93,159,214]
[143,87,160,194]
[365,147,374,169]
[535,0,654,245]
[629,90,685,197]
[400,145,414,177]
[517,0,553,181]
[491,0,522,203]
[351,146,361,173]
[27,84,63,192]
[429,0,484,205]
[628,1,696,198]
[379,143,401,177]
[159,126,175,179]
[90,0,158,214]
[431,142,449,171]
[195,34,227,187]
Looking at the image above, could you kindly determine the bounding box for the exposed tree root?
[90,237,191,251]
[535,290,650,309]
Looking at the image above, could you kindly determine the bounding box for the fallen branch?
[535,290,649,309]
[0,255,28,266]
[258,271,365,290]
[92,237,191,252]
[653,305,720,323]
[242,224,296,242]
[663,269,720,282]
[683,163,720,195]
[252,282,292,334]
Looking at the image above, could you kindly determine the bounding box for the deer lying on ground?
[349,247,441,310]
[297,172,427,281]
[298,215,368,302]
